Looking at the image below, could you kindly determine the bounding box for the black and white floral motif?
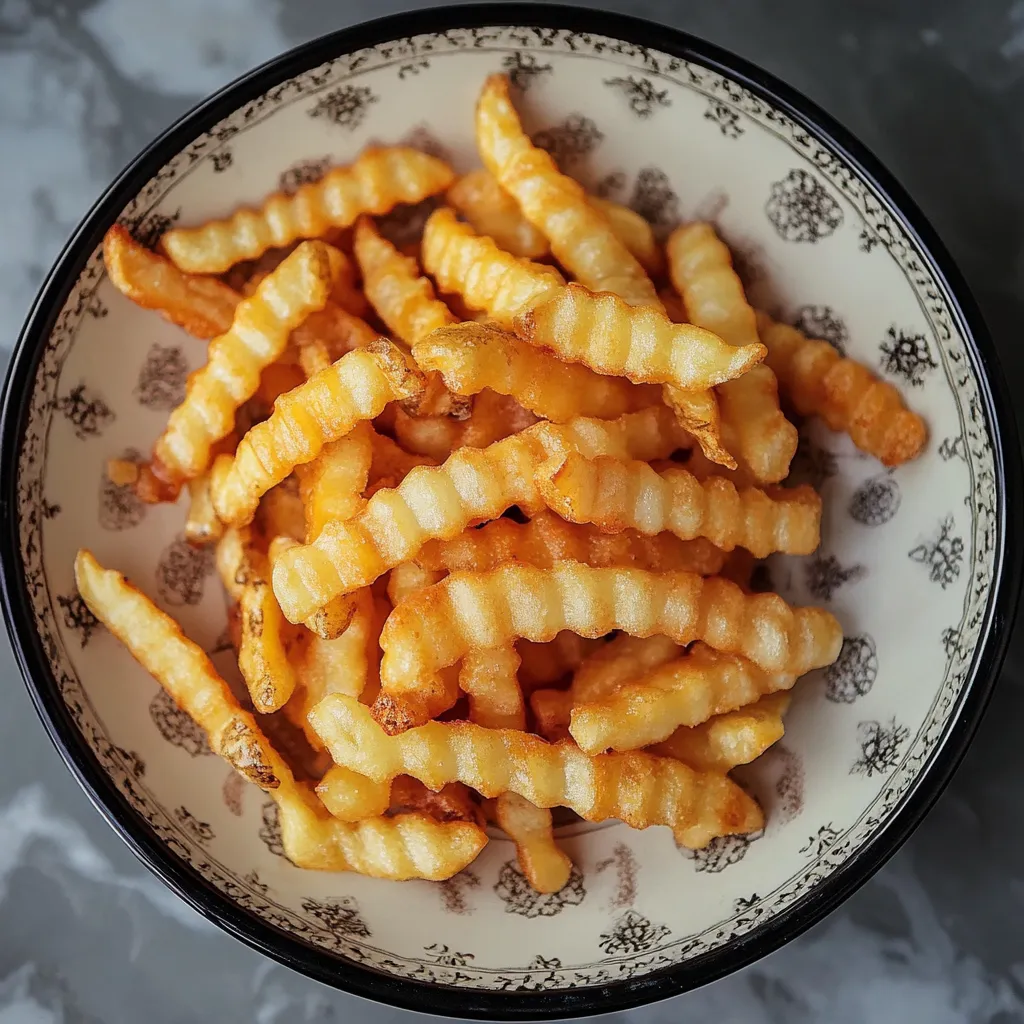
[909,515,964,589]
[155,536,214,606]
[438,871,480,914]
[207,625,234,657]
[242,870,268,895]
[775,747,805,823]
[99,447,145,532]
[174,806,214,844]
[686,831,762,873]
[598,910,670,955]
[799,823,842,857]
[880,327,937,387]
[85,294,108,319]
[595,170,626,198]
[125,208,180,249]
[595,842,638,908]
[222,770,245,816]
[135,344,188,410]
[703,99,743,138]
[852,719,910,777]
[116,748,146,779]
[790,432,839,490]
[149,689,210,755]
[56,384,114,440]
[824,634,878,703]
[939,435,966,461]
[765,169,843,242]
[398,60,430,79]
[56,592,98,647]
[423,943,474,967]
[501,51,553,91]
[629,168,680,233]
[603,75,670,118]
[259,801,284,857]
[302,897,371,940]
[531,115,604,169]
[308,85,378,130]
[792,305,848,354]
[805,553,866,602]
[494,861,585,918]
[278,156,332,196]
[848,473,901,526]
[42,499,61,519]
[211,150,233,172]
[733,894,761,913]
[941,626,960,660]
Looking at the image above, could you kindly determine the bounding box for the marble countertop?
[2,0,1024,1021]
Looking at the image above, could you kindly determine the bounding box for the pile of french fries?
[78,73,927,893]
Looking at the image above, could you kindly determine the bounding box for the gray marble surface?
[1,0,1024,1021]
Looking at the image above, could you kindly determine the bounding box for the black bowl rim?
[1,4,1021,1019]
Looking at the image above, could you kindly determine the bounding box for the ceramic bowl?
[1,4,1019,1018]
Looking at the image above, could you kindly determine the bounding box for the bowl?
[1,4,1020,1018]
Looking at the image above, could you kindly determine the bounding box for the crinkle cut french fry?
[459,646,526,730]
[210,340,425,527]
[756,311,928,466]
[297,422,373,542]
[421,207,564,326]
[366,429,436,494]
[372,562,841,732]
[446,169,550,260]
[161,147,455,273]
[476,74,661,308]
[74,550,485,880]
[270,535,358,643]
[515,283,765,393]
[412,322,659,422]
[589,197,663,276]
[387,561,444,606]
[184,474,224,545]
[388,777,484,825]
[666,223,797,482]
[517,632,602,689]
[569,644,796,754]
[271,406,693,624]
[259,478,306,543]
[571,634,682,704]
[315,765,392,821]
[529,687,574,742]
[663,384,735,471]
[309,695,763,848]
[145,241,343,499]
[103,225,238,339]
[537,453,822,558]
[293,303,380,379]
[495,792,572,893]
[650,692,790,772]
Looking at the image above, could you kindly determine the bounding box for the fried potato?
[756,311,928,466]
[476,74,660,308]
[366,428,436,494]
[459,646,526,730]
[446,169,549,260]
[259,479,306,543]
[161,147,455,273]
[537,453,822,557]
[315,765,392,821]
[571,634,682,704]
[387,561,444,606]
[515,283,764,392]
[103,225,238,339]
[589,197,663,276]
[211,340,425,527]
[570,644,796,753]
[293,303,380,379]
[388,777,484,825]
[518,632,601,690]
[74,550,484,879]
[412,321,659,422]
[271,406,693,623]
[662,384,735,470]
[184,474,224,545]
[666,223,797,482]
[296,422,373,542]
[650,692,790,771]
[143,241,342,499]
[529,688,574,742]
[309,695,763,848]
[421,207,564,326]
[494,792,572,893]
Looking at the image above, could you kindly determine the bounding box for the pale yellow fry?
[387,561,444,606]
[529,687,574,743]
[310,695,763,848]
[460,646,526,730]
[148,241,342,497]
[589,197,664,276]
[572,634,682,704]
[315,765,392,821]
[476,74,660,308]
[537,453,822,558]
[650,692,790,771]
[210,340,425,527]
[495,792,572,893]
[412,321,659,422]
[75,550,485,878]
[570,644,795,754]
[259,479,306,543]
[421,207,564,326]
[446,169,550,260]
[103,224,238,339]
[518,632,602,690]
[184,474,224,545]
[297,422,373,542]
[293,303,381,378]
[756,311,928,466]
[663,384,735,471]
[667,223,797,482]
[271,405,693,623]
[162,147,455,273]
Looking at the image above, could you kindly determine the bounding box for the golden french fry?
[494,792,572,893]
[476,74,660,308]
[259,478,306,543]
[162,147,455,273]
[421,207,564,326]
[570,644,796,754]
[143,241,342,500]
[271,406,692,623]
[315,765,392,821]
[666,223,797,482]
[446,169,550,260]
[756,311,928,466]
[529,688,574,743]
[103,225,238,339]
[388,777,484,825]
[517,632,602,690]
[74,550,485,879]
[412,322,659,422]
[650,692,790,771]
[662,385,735,470]
[210,340,425,527]
[296,422,373,542]
[658,286,687,324]
[459,646,526,730]
[310,695,763,848]
[537,453,822,557]
[184,474,224,545]
[387,561,443,606]
[571,634,682,704]
[293,303,380,378]
[589,197,663,276]
[366,429,436,494]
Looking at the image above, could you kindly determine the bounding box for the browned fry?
[517,632,602,690]
[571,634,682,704]
[446,169,549,260]
[388,777,483,825]
[293,303,380,379]
[663,385,735,471]
[494,792,572,893]
[459,646,526,729]
[756,311,928,466]
[529,688,574,743]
